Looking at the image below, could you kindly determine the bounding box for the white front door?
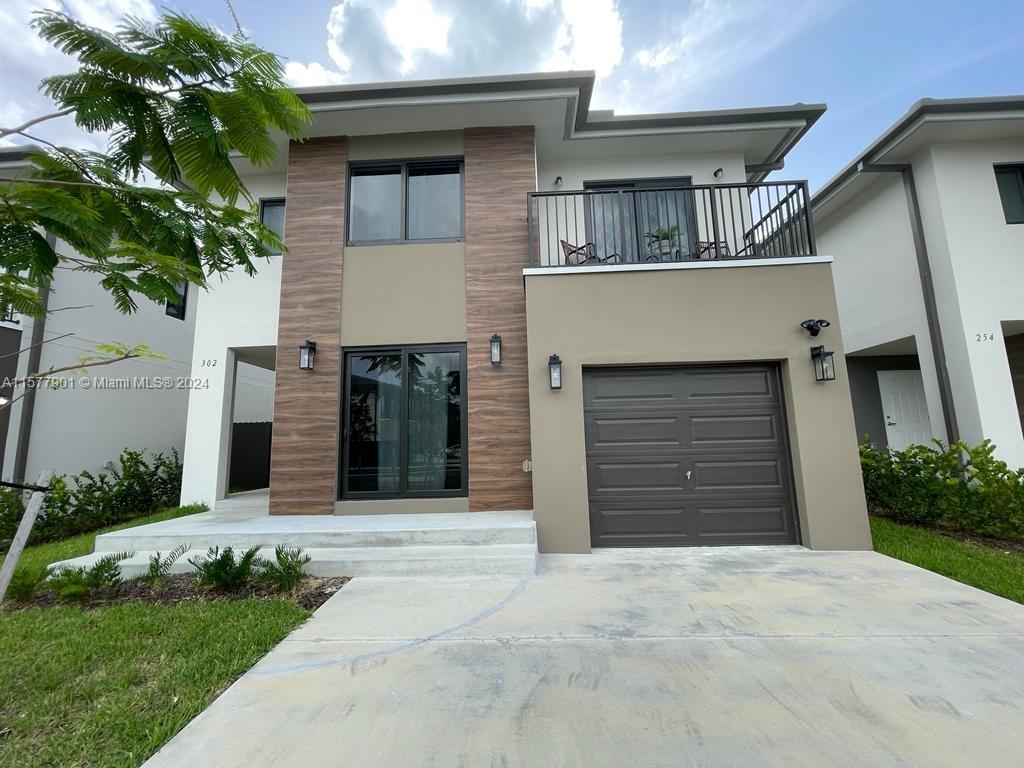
[877,370,934,451]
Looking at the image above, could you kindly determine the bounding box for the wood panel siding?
[269,137,347,515]
[464,127,536,511]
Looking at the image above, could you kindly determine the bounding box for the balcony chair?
[560,239,618,266]
[696,240,732,259]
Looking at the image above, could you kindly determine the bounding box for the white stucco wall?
[924,140,1024,466]
[536,151,747,191]
[815,173,946,441]
[179,174,285,506]
[232,362,275,423]
[2,247,196,481]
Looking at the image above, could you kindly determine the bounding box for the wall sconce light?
[490,334,502,365]
[548,354,562,390]
[800,318,831,337]
[298,339,316,371]
[713,167,724,179]
[553,175,563,188]
[810,345,836,382]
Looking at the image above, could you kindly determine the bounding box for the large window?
[341,344,466,498]
[348,159,463,244]
[995,164,1024,224]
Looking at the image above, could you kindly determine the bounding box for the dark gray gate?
[583,364,799,547]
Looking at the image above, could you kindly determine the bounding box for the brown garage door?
[584,364,799,547]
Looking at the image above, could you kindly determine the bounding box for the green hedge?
[0,448,183,546]
[860,439,1024,541]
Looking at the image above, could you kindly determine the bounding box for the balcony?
[527,181,816,268]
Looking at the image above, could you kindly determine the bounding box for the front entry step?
[49,510,539,578]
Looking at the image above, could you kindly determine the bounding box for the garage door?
[584,364,799,547]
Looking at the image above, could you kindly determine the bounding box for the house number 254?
[976,333,996,342]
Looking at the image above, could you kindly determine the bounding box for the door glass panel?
[637,189,693,260]
[407,351,462,491]
[346,353,401,493]
[588,191,637,262]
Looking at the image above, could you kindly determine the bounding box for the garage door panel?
[587,457,684,496]
[584,363,798,548]
[695,501,796,542]
[692,455,788,493]
[585,412,683,450]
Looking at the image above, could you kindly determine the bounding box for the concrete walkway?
[144,548,1024,767]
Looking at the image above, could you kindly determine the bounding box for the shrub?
[140,543,190,595]
[860,438,1024,540]
[260,546,311,593]
[47,551,135,603]
[5,565,48,603]
[0,447,184,546]
[189,546,264,593]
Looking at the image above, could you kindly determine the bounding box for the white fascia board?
[305,88,580,114]
[523,255,833,277]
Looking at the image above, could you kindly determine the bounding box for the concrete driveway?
[144,548,1024,767]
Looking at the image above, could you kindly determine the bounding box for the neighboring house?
[0,148,197,482]
[813,96,1024,467]
[180,71,871,553]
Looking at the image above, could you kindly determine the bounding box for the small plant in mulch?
[260,546,313,593]
[189,545,264,593]
[139,543,191,596]
[46,552,135,603]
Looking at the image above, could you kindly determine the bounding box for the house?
[813,96,1024,467]
[172,70,870,558]
[0,147,197,483]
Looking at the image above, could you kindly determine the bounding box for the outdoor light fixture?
[810,345,836,382]
[548,354,562,390]
[713,167,724,179]
[298,340,316,371]
[800,318,831,337]
[553,175,563,188]
[490,334,502,365]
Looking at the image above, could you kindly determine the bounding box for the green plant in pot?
[646,225,679,257]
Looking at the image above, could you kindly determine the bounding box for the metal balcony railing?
[527,180,816,268]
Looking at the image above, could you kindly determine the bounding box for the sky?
[1,0,1023,190]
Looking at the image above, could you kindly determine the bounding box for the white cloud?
[384,0,453,75]
[542,0,622,78]
[284,60,346,88]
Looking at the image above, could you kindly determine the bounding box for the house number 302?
[976,333,996,342]
[200,359,218,367]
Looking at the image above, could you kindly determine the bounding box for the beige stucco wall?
[524,260,872,553]
[348,131,463,161]
[340,243,467,347]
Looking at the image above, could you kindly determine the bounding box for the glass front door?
[342,345,466,498]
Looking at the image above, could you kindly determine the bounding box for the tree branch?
[0,107,76,140]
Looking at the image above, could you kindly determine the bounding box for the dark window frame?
[339,342,468,500]
[165,280,187,320]
[259,197,286,253]
[346,157,465,246]
[994,163,1024,225]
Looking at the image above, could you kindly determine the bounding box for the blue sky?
[2,0,1023,189]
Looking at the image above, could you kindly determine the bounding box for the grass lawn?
[871,515,1024,605]
[1,505,312,768]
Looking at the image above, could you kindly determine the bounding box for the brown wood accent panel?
[1006,333,1024,439]
[464,127,535,511]
[269,137,347,515]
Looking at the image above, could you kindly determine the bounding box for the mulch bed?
[869,510,1024,555]
[4,574,350,612]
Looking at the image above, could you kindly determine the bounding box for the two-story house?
[814,96,1024,467]
[0,146,197,483]
[165,70,869,564]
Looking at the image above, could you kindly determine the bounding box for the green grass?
[871,516,1024,604]
[1,503,207,572]
[0,600,309,768]
[1,503,311,768]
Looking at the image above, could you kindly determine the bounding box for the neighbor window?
[260,198,286,253]
[995,164,1024,224]
[348,159,463,243]
[165,280,187,320]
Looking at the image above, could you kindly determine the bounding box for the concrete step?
[94,511,537,552]
[51,543,538,578]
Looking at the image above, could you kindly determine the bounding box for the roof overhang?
[813,95,1024,217]
[237,71,824,182]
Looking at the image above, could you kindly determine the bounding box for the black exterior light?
[810,345,836,382]
[299,340,316,371]
[548,354,562,390]
[800,318,831,337]
[490,334,502,365]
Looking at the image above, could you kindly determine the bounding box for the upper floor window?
[165,280,187,320]
[260,198,286,253]
[348,159,463,244]
[995,164,1024,224]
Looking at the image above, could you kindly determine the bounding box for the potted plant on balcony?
[646,225,679,258]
